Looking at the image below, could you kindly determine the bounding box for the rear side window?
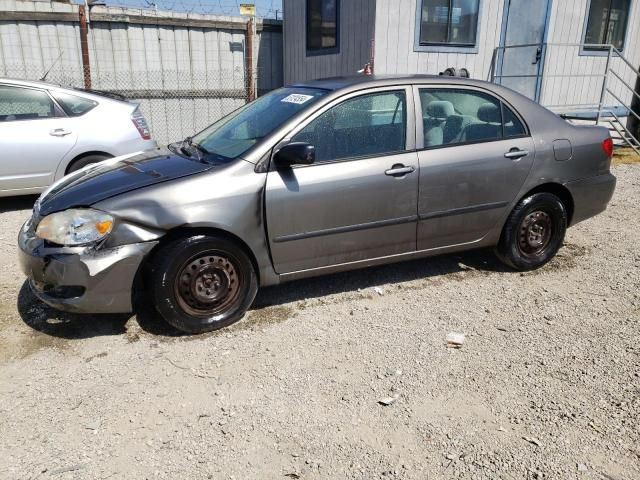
[292,91,407,163]
[419,88,527,148]
[51,91,97,117]
[502,103,526,138]
[0,85,56,122]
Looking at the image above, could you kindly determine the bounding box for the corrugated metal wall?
[0,0,284,144]
[283,0,376,83]
[0,1,84,80]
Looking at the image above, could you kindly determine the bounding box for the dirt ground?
[0,164,638,480]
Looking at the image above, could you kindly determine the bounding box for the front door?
[0,84,77,193]
[416,86,534,250]
[497,0,552,101]
[266,88,419,274]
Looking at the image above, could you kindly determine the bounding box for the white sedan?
[0,78,157,197]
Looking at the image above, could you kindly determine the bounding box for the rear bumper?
[566,172,616,226]
[18,226,157,314]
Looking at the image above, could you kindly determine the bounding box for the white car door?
[0,84,77,194]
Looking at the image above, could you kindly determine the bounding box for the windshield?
[191,87,329,160]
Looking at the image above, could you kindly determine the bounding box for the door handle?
[532,47,542,65]
[50,128,72,137]
[385,165,415,177]
[504,148,529,160]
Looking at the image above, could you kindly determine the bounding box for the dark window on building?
[418,0,480,47]
[306,0,339,54]
[584,0,631,50]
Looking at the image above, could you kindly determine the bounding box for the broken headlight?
[36,209,114,246]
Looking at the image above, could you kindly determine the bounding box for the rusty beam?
[246,17,255,102]
[78,5,91,89]
[0,11,78,22]
[0,10,282,33]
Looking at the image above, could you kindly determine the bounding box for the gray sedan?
[18,75,616,333]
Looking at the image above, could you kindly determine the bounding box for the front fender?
[93,159,279,286]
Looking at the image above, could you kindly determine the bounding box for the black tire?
[149,235,258,334]
[66,154,111,173]
[495,192,567,271]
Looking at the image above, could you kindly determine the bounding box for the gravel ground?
[0,164,638,480]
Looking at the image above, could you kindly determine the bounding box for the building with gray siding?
[283,0,640,118]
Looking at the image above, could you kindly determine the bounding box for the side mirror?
[274,142,315,168]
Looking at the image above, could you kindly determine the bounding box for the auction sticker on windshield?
[281,94,315,104]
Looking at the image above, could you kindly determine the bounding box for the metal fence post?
[597,45,613,125]
[245,17,256,102]
[78,5,92,89]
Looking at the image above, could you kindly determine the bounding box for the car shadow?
[17,248,510,340]
[0,195,38,213]
[16,281,132,339]
[252,247,508,308]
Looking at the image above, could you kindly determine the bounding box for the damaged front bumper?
[18,222,158,314]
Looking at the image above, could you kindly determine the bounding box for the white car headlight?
[36,209,114,246]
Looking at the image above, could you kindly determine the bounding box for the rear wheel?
[66,154,111,173]
[495,192,567,270]
[150,235,258,334]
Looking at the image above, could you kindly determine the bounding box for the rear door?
[265,87,419,274]
[0,84,77,193]
[415,86,535,250]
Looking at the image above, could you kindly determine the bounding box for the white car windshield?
[191,87,328,161]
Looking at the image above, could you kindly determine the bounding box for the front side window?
[292,91,407,163]
[584,0,631,51]
[191,87,328,161]
[418,0,480,46]
[0,85,56,122]
[419,88,526,147]
[307,0,339,54]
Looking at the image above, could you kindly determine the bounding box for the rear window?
[51,91,98,117]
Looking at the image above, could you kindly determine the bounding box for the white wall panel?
[374,0,505,80]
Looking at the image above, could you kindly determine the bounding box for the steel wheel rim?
[518,210,553,258]
[174,253,241,317]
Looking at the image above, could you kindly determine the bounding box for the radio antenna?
[40,51,64,82]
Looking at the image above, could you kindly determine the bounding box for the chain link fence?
[1,3,283,146]
[11,63,254,146]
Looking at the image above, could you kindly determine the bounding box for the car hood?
[37,148,214,216]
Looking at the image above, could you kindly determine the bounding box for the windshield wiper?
[190,141,210,157]
[168,137,195,158]
[180,136,195,157]
[175,137,233,164]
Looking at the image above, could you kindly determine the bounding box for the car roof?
[290,74,497,92]
[0,77,131,104]
[0,77,66,90]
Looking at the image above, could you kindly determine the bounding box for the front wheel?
[150,235,258,334]
[495,192,567,271]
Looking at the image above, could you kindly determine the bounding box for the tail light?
[131,108,151,140]
[602,137,614,158]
